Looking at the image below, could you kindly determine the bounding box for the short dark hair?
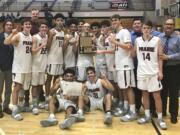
[39,20,48,27]
[78,19,85,25]
[66,18,78,27]
[133,18,143,23]
[111,14,120,20]
[64,68,75,76]
[54,13,65,20]
[86,66,96,73]
[164,18,175,25]
[21,18,32,25]
[143,20,153,28]
[100,20,111,27]
[90,22,100,29]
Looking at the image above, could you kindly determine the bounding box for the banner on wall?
[110,0,128,10]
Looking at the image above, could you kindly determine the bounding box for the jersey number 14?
[142,52,151,61]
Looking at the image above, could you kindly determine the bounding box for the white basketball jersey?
[86,79,106,98]
[115,29,134,70]
[64,32,78,68]
[136,36,160,78]
[32,34,48,72]
[95,34,106,67]
[47,29,64,64]
[12,32,32,73]
[104,36,115,71]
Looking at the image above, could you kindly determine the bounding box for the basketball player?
[133,20,167,130]
[76,23,94,82]
[91,21,107,77]
[79,66,114,125]
[64,18,79,71]
[31,22,48,115]
[109,14,136,122]
[45,13,67,104]
[40,69,85,129]
[98,20,124,116]
[4,18,32,121]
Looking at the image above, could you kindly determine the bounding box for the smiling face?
[39,24,48,35]
[133,20,142,32]
[31,9,39,21]
[164,19,175,35]
[22,21,32,33]
[111,18,121,30]
[87,69,96,81]
[69,24,77,33]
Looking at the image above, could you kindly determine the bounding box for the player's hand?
[50,29,56,36]
[96,50,104,54]
[159,54,169,60]
[101,73,108,80]
[92,36,96,44]
[12,28,18,35]
[158,72,163,80]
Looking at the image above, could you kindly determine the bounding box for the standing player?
[91,21,107,77]
[4,18,32,121]
[98,20,124,115]
[64,18,79,71]
[45,13,67,104]
[133,20,167,129]
[76,23,94,82]
[109,14,136,122]
[31,21,49,115]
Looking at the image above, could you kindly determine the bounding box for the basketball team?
[0,9,180,130]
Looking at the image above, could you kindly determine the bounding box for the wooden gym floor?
[0,107,180,135]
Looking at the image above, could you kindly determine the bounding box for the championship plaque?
[79,36,96,54]
[61,81,83,96]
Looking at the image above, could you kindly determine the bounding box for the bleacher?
[0,0,155,12]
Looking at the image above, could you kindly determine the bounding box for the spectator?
[159,18,180,124]
[0,20,14,118]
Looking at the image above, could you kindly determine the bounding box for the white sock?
[49,113,55,119]
[130,104,136,114]
[12,105,18,112]
[112,98,118,103]
[157,112,162,120]
[124,100,129,110]
[78,109,83,115]
[145,109,150,117]
[118,101,123,106]
[45,96,50,102]
[18,101,24,107]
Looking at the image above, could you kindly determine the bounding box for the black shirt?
[0,32,14,71]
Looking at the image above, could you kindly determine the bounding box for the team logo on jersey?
[139,47,155,52]
[23,41,32,46]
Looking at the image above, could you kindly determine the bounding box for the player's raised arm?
[4,28,19,46]
[101,74,114,91]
